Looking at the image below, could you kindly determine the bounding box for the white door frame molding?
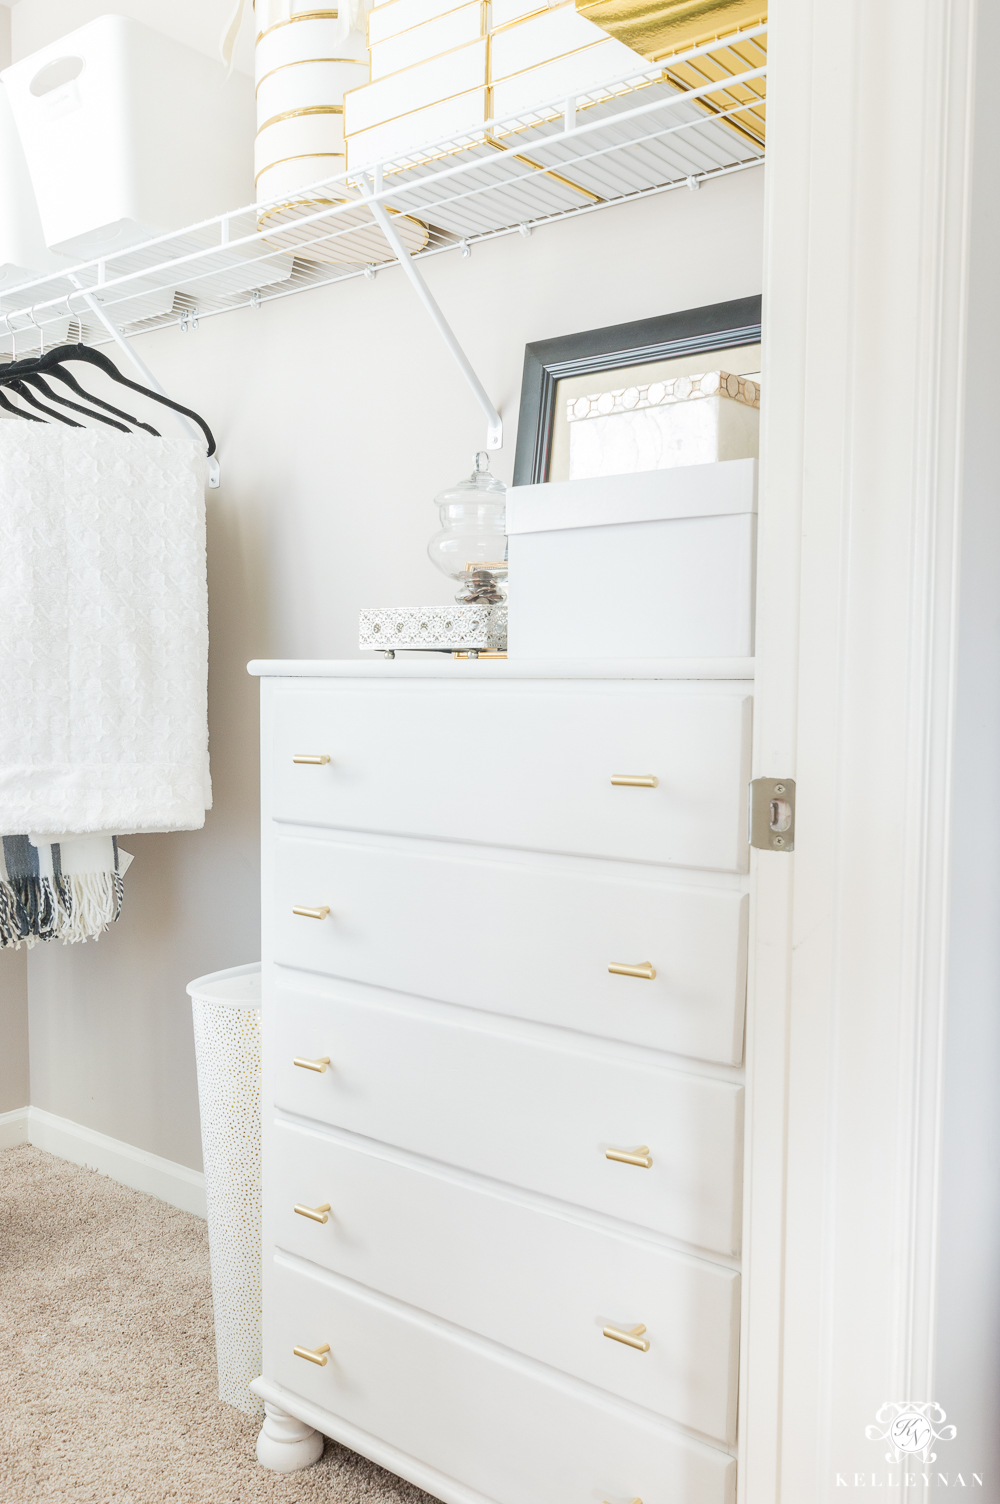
[743,2,983,1497]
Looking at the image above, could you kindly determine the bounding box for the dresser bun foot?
[256,1400,324,1473]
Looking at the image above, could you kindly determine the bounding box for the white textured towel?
[0,426,212,835]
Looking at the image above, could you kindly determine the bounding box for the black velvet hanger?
[0,388,45,423]
[0,343,215,455]
[42,366,160,436]
[4,377,83,427]
[18,372,132,434]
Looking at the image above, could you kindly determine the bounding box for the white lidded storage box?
[1,16,255,258]
[506,459,757,659]
[188,962,263,1418]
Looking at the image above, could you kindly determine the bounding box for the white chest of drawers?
[250,659,752,1504]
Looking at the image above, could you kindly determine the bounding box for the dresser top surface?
[248,657,755,681]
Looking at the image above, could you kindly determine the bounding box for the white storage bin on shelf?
[188,962,263,1418]
[0,83,66,296]
[1,16,255,259]
[506,459,757,659]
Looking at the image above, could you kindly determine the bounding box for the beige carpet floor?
[0,1144,438,1504]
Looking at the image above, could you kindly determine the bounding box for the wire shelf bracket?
[358,175,503,450]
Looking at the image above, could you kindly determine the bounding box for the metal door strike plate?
[749,778,796,851]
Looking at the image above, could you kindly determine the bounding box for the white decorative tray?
[359,604,507,653]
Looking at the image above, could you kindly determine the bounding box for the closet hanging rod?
[67,274,221,488]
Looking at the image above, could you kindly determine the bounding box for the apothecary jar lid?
[434,450,508,508]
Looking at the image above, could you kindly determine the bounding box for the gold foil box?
[575,0,761,60]
[574,0,766,145]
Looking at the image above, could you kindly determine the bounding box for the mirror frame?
[512,295,763,486]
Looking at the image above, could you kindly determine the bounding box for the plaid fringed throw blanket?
[0,835,133,949]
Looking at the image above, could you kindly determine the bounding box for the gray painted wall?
[0,948,29,1113]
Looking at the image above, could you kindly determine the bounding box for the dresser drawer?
[269,1120,740,1442]
[266,1257,736,1504]
[268,681,751,873]
[271,981,743,1256]
[274,835,747,1065]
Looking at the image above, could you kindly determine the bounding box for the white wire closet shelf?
[0,24,766,363]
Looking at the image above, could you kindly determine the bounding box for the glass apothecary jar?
[428,452,507,603]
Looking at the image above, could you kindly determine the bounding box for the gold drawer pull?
[293,1342,330,1366]
[611,774,658,788]
[293,1056,330,1073]
[608,961,656,980]
[603,1323,650,1352]
[606,1145,653,1169]
[294,1202,331,1224]
[292,753,331,765]
[292,905,330,920]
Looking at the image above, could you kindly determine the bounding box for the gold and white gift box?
[345,0,647,172]
[491,0,546,28]
[368,0,484,46]
[254,7,367,226]
[346,36,488,136]
[370,0,487,79]
[345,86,490,169]
[254,109,349,190]
[257,56,365,120]
[492,1,649,88]
[490,3,647,114]
[254,4,361,72]
[359,604,508,652]
[506,456,757,660]
[254,5,430,262]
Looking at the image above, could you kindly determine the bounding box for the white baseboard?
[25,1107,206,1219]
[0,1106,30,1150]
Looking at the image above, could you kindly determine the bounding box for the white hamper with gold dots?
[188,962,263,1417]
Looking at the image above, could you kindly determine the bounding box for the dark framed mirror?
[513,295,762,486]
